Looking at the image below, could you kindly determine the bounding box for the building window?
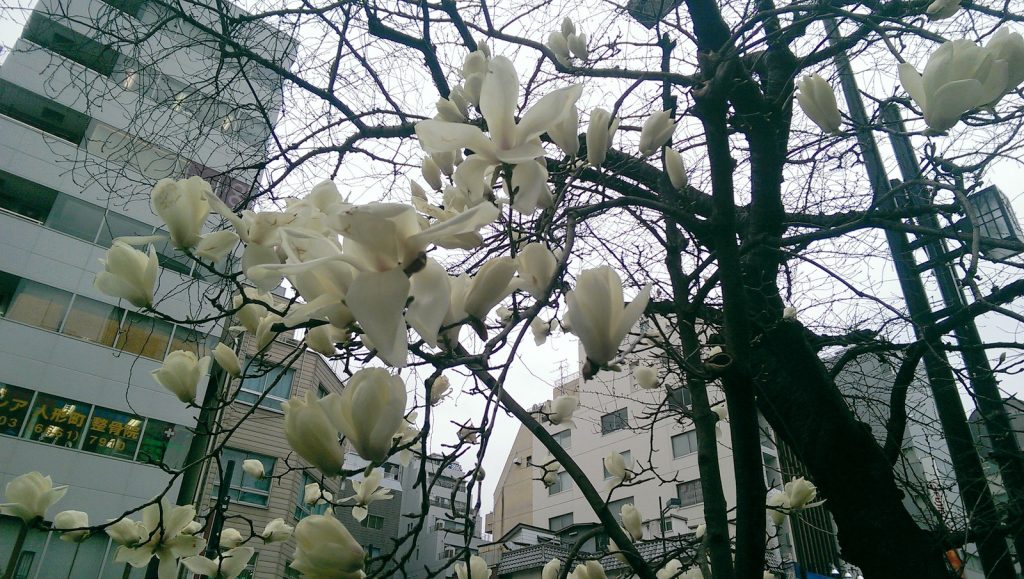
[218,448,275,506]
[137,418,191,469]
[316,383,329,398]
[548,513,573,531]
[361,514,385,530]
[115,311,175,360]
[607,497,635,522]
[81,406,143,459]
[0,169,58,222]
[0,383,34,437]
[551,429,571,449]
[603,451,632,479]
[668,386,692,410]
[23,391,91,448]
[548,471,571,495]
[12,550,34,579]
[44,194,105,243]
[601,408,628,434]
[61,295,124,347]
[671,430,698,458]
[677,480,704,507]
[294,473,328,520]
[237,364,295,411]
[367,545,382,558]
[4,278,72,332]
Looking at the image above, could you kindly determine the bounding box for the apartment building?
[0,0,291,575]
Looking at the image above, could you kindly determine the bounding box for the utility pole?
[881,102,1024,561]
[825,19,1014,577]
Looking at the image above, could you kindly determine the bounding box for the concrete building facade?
[0,0,290,574]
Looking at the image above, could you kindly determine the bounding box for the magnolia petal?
[415,120,494,157]
[352,505,368,522]
[616,283,652,348]
[407,260,451,348]
[408,202,499,250]
[194,230,240,262]
[517,85,584,144]
[346,269,410,367]
[480,56,520,151]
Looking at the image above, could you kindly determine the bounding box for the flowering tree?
[5,0,1024,578]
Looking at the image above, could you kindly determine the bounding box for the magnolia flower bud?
[261,518,294,543]
[255,313,283,352]
[510,160,553,215]
[568,33,588,60]
[785,477,818,509]
[290,514,364,578]
[428,375,451,406]
[152,350,212,404]
[712,404,729,422]
[106,517,148,546]
[455,555,489,579]
[182,521,203,535]
[795,74,842,134]
[586,108,619,167]
[639,110,676,157]
[926,0,960,20]
[621,504,643,541]
[463,257,517,320]
[541,465,558,488]
[55,510,90,542]
[213,343,242,378]
[547,31,571,65]
[664,147,687,189]
[0,472,68,523]
[543,558,561,579]
[566,266,651,368]
[183,546,254,579]
[219,527,244,549]
[423,157,444,190]
[242,459,265,480]
[303,482,323,505]
[305,323,347,357]
[549,106,581,156]
[94,241,158,308]
[194,230,239,262]
[531,317,556,346]
[151,176,211,249]
[324,368,407,463]
[437,97,467,123]
[283,391,345,475]
[516,243,558,299]
[634,365,659,389]
[695,524,706,539]
[547,395,578,427]
[232,287,273,334]
[782,306,798,320]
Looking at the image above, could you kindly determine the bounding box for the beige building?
[197,328,349,578]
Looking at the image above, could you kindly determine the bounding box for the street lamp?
[625,0,684,28]
[962,185,1024,260]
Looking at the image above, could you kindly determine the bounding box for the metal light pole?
[880,102,1024,561]
[825,18,1014,578]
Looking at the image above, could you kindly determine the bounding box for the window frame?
[603,450,632,480]
[677,480,704,507]
[548,513,574,531]
[217,448,275,507]
[548,471,572,495]
[671,430,698,459]
[236,363,295,411]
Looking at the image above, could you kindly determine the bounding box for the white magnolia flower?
[795,74,842,134]
[290,514,364,579]
[231,287,274,334]
[94,241,158,308]
[324,368,407,462]
[423,157,443,190]
[458,424,480,444]
[543,558,561,579]
[219,528,243,549]
[664,147,687,189]
[621,504,643,541]
[455,555,489,579]
[586,107,619,167]
[54,510,89,542]
[784,477,820,509]
[515,243,558,299]
[549,104,581,156]
[182,521,203,535]
[766,488,788,525]
[986,27,1024,93]
[416,56,582,206]
[569,561,607,579]
[113,500,206,579]
[428,375,451,406]
[151,176,210,249]
[695,524,706,539]
[541,465,558,488]
[568,32,588,60]
[106,517,149,546]
[566,266,652,368]
[457,256,518,323]
[305,323,348,357]
[241,459,265,480]
[634,365,659,389]
[0,472,68,523]
[712,404,729,422]
[782,306,798,320]
[261,518,294,543]
[926,0,960,20]
[547,395,578,427]
[604,452,633,486]
[899,39,1009,132]
[531,317,556,346]
[639,110,676,156]
[283,391,345,475]
[152,350,212,404]
[194,230,239,262]
[183,546,254,579]
[509,160,553,214]
[345,469,393,522]
[303,482,324,506]
[213,343,242,378]
[657,559,683,579]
